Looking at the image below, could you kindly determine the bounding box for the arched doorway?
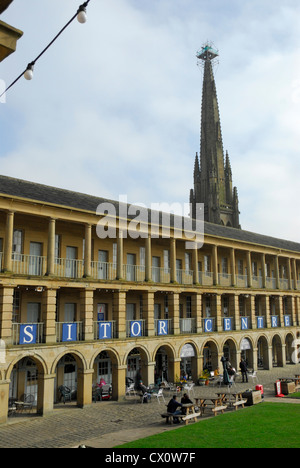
[223,339,237,370]
[180,343,198,381]
[272,335,283,367]
[257,336,269,369]
[285,333,295,364]
[240,337,254,370]
[202,340,219,372]
[126,346,149,388]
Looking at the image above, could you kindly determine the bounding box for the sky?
[1,0,300,242]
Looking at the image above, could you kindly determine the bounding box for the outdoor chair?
[211,375,223,387]
[125,383,136,397]
[20,394,35,412]
[152,388,165,404]
[248,371,258,384]
[58,385,72,404]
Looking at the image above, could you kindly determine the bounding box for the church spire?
[190,43,241,229]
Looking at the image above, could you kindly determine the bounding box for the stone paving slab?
[1,365,300,448]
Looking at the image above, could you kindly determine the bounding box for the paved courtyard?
[1,364,300,448]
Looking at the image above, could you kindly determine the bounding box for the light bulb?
[77,8,87,23]
[24,64,34,81]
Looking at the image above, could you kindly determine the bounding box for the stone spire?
[190,44,241,229]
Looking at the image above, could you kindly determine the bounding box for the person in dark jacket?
[239,358,248,383]
[167,395,183,423]
[181,393,193,415]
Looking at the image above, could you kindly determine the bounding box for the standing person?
[240,358,248,383]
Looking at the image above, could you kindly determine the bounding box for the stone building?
[0,44,299,424]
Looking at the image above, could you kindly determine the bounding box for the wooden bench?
[232,400,247,410]
[211,405,227,416]
[182,412,201,425]
[161,412,185,425]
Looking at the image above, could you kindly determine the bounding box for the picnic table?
[161,402,201,425]
[216,392,247,411]
[194,397,227,416]
[278,377,300,391]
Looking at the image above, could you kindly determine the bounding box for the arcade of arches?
[1,329,299,423]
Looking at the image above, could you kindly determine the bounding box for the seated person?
[214,367,220,377]
[167,395,183,423]
[181,393,193,414]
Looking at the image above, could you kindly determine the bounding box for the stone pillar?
[169,293,180,334]
[77,369,94,408]
[80,288,94,341]
[3,211,14,272]
[84,224,92,278]
[230,248,236,287]
[117,231,124,280]
[37,373,56,415]
[246,251,252,288]
[112,365,126,401]
[212,245,218,286]
[191,293,202,333]
[261,253,266,288]
[170,238,176,283]
[113,290,126,339]
[0,286,14,345]
[192,247,199,284]
[145,236,152,281]
[41,288,57,344]
[144,291,155,337]
[46,218,56,276]
[230,294,240,331]
[0,380,9,425]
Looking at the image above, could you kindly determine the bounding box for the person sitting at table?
[214,367,220,377]
[181,393,193,415]
[167,395,183,423]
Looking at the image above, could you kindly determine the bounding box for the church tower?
[190,44,241,229]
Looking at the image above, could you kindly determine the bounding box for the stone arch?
[256,334,269,369]
[272,334,284,367]
[201,338,220,372]
[222,337,238,369]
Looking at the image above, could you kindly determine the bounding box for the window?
[186,296,192,318]
[0,238,3,252]
[238,259,244,276]
[13,230,23,258]
[185,253,191,272]
[163,250,170,272]
[252,261,258,277]
[222,258,228,274]
[204,255,211,274]
[55,235,61,263]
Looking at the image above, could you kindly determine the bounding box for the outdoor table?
[216,392,247,410]
[194,397,226,416]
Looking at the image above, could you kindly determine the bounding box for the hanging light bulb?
[24,63,34,81]
[77,5,87,23]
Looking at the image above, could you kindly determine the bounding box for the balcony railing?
[12,322,44,345]
[54,258,84,279]
[176,269,193,285]
[152,267,171,284]
[218,273,232,287]
[12,254,46,276]
[90,262,117,281]
[123,265,145,282]
[56,322,83,342]
[180,318,196,334]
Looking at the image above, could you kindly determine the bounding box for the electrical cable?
[0,0,91,99]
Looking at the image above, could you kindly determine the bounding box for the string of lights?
[0,0,91,99]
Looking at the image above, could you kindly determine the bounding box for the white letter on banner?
[23,326,34,344]
[241,317,248,330]
[158,320,167,336]
[272,316,278,328]
[224,318,232,331]
[100,322,111,339]
[131,321,141,337]
[205,319,213,333]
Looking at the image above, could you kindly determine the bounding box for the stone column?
[144,291,155,337]
[41,288,57,344]
[46,218,56,276]
[0,286,14,345]
[191,293,202,333]
[3,211,14,272]
[37,373,56,415]
[84,224,92,278]
[169,293,180,334]
[77,369,94,408]
[113,290,126,339]
[112,365,126,401]
[0,380,10,424]
[80,288,94,341]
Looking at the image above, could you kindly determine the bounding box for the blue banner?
[271,316,278,328]
[204,318,213,333]
[98,321,112,339]
[19,324,37,345]
[62,323,77,342]
[284,315,291,327]
[241,317,249,330]
[256,316,264,329]
[130,321,142,337]
[223,317,232,331]
[157,320,168,336]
